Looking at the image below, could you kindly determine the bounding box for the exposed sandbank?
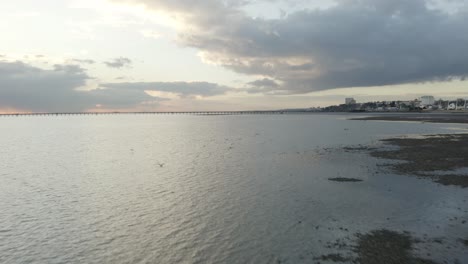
[352,113,468,124]
[372,134,468,188]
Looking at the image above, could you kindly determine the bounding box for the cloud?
[140,29,162,39]
[118,0,468,94]
[0,61,89,112]
[71,58,96,64]
[85,86,163,108]
[0,60,158,112]
[10,11,41,18]
[101,81,232,98]
[0,60,234,112]
[103,57,132,68]
[245,78,282,94]
[248,78,279,88]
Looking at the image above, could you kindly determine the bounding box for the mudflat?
[346,134,468,188]
[352,113,468,124]
[313,229,459,264]
[372,134,468,188]
[349,113,468,187]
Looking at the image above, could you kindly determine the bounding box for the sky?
[1,0,467,112]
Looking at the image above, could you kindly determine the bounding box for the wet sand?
[313,229,467,264]
[348,113,468,187]
[462,239,468,247]
[320,114,468,263]
[344,134,468,188]
[370,134,468,187]
[328,177,363,182]
[351,113,468,124]
[354,230,437,264]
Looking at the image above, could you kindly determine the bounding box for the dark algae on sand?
[314,229,443,264]
[352,114,468,124]
[370,134,468,188]
[328,177,363,182]
[355,230,437,264]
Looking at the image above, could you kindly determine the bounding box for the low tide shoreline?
[328,118,468,263]
[349,114,468,188]
[370,134,468,188]
[351,113,468,124]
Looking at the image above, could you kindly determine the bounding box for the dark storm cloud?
[121,0,468,93]
[101,81,232,97]
[0,61,158,112]
[103,57,132,68]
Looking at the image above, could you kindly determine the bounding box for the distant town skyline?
[342,95,468,105]
[1,0,468,113]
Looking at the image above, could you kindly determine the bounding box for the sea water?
[0,114,467,263]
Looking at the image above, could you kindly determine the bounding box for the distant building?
[420,96,435,106]
[345,98,356,105]
[456,98,467,110]
[448,101,457,110]
[413,99,422,108]
[435,99,446,109]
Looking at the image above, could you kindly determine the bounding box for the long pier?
[0,111,317,117]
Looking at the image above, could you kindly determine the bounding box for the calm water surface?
[0,114,467,263]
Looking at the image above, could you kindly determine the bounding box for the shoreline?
[350,112,468,187]
[345,133,468,188]
[334,130,468,262]
[351,113,468,124]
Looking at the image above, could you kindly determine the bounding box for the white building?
[448,101,457,110]
[420,96,435,106]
